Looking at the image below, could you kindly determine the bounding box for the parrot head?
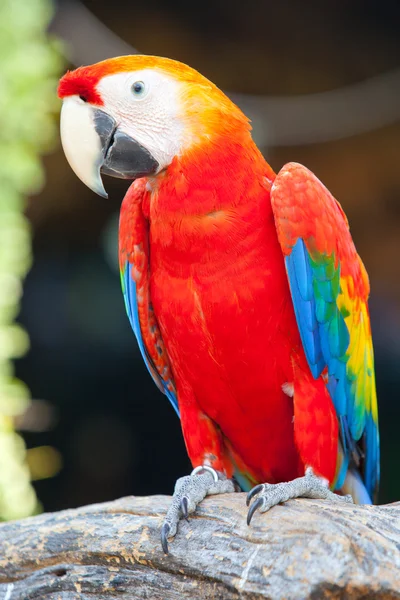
[58,55,250,198]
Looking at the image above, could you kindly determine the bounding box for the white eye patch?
[96,69,186,171]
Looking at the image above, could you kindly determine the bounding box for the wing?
[119,179,179,416]
[271,162,379,500]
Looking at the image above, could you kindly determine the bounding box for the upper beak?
[60,96,159,198]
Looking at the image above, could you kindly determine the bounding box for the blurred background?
[1,0,399,520]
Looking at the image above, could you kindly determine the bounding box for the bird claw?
[247,496,264,525]
[246,468,353,525]
[180,496,189,520]
[246,483,264,507]
[161,522,171,555]
[160,467,235,554]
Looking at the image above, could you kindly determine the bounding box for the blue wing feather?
[285,239,378,500]
[121,263,180,417]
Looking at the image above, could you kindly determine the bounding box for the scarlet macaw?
[58,56,379,553]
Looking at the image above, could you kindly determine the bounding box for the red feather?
[120,131,339,487]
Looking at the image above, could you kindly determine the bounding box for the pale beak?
[60,96,159,198]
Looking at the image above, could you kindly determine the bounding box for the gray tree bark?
[0,494,399,599]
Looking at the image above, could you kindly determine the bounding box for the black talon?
[246,484,264,507]
[247,496,264,526]
[161,522,170,554]
[181,496,189,520]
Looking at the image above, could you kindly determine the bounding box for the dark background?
[17,0,400,511]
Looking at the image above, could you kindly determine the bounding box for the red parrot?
[58,56,379,553]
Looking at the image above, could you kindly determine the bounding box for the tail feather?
[341,468,372,504]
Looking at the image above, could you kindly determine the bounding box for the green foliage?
[0,0,63,520]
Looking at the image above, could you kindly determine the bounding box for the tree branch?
[0,494,399,599]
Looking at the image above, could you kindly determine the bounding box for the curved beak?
[60,97,159,198]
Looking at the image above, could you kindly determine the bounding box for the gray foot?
[161,465,235,554]
[246,467,353,525]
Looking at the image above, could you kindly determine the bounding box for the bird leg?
[161,465,236,554]
[246,467,353,525]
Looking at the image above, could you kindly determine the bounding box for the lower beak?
[60,97,159,198]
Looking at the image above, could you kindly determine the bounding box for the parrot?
[58,55,379,553]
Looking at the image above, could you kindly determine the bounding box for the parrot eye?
[131,81,147,98]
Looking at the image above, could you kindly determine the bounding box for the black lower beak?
[93,109,159,181]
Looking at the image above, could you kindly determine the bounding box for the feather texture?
[271,162,379,499]
[119,179,179,416]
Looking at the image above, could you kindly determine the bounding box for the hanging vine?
[0,0,63,520]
